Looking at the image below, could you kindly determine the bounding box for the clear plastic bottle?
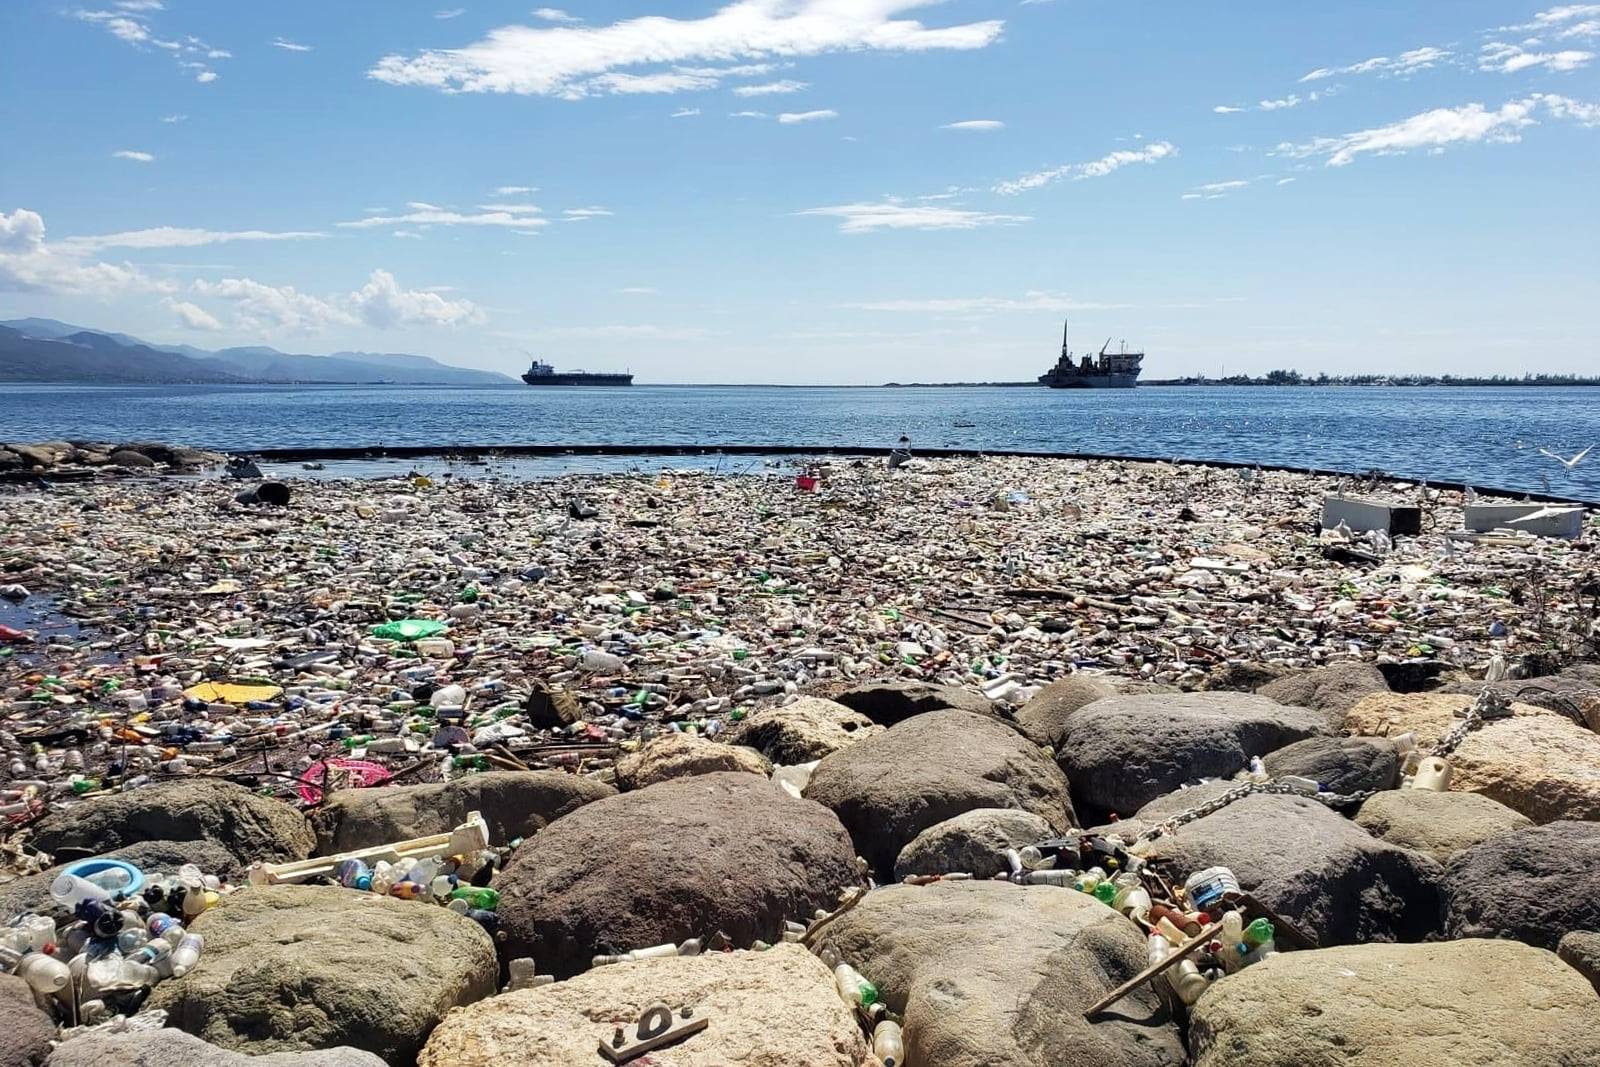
[170,932,204,977]
[17,951,71,993]
[834,963,879,1007]
[335,859,374,891]
[1024,869,1077,887]
[872,1019,905,1067]
[50,872,111,908]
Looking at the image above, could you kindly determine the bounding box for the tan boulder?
[418,944,866,1067]
[1190,939,1600,1067]
[1343,692,1600,823]
[1354,788,1532,863]
[614,731,771,790]
[725,696,884,763]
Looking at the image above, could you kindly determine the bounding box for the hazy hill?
[0,318,514,385]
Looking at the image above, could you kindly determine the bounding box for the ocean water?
[1,382,1597,500]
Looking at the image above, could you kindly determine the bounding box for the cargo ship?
[1038,321,1142,389]
[521,359,633,387]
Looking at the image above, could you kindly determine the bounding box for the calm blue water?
[1,383,1596,500]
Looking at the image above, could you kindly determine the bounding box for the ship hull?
[1039,373,1139,389]
[521,373,634,386]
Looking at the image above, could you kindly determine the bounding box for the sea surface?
[2,383,1597,500]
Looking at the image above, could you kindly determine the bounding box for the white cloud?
[161,113,187,123]
[1258,94,1301,111]
[1496,5,1600,34]
[0,208,173,296]
[562,207,614,220]
[116,1,163,10]
[164,297,222,331]
[532,7,579,22]
[1195,179,1250,195]
[58,226,326,253]
[846,291,1126,314]
[994,140,1177,195]
[778,109,838,123]
[196,70,218,83]
[1299,45,1452,83]
[541,323,708,340]
[1281,93,1599,167]
[273,37,313,52]
[112,150,155,162]
[352,269,482,327]
[369,1,1004,99]
[493,185,537,195]
[941,119,1004,131]
[618,286,658,294]
[797,200,1030,234]
[733,79,808,96]
[338,206,551,230]
[435,8,466,18]
[1277,177,1296,185]
[1214,105,1246,114]
[731,110,767,118]
[191,269,480,333]
[393,230,424,239]
[73,7,228,81]
[1478,41,1593,73]
[671,107,701,117]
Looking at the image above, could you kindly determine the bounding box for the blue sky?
[2,1,1597,383]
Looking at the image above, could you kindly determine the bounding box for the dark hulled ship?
[521,359,633,387]
[1038,321,1142,389]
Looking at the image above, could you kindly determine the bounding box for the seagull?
[1538,445,1592,471]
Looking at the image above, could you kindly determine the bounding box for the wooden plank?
[1083,919,1223,1018]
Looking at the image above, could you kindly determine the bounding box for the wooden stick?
[1083,919,1223,1018]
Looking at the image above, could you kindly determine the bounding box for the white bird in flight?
[1538,445,1592,471]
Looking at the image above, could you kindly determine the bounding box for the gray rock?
[46,1028,386,1067]
[0,449,23,471]
[1354,789,1531,863]
[1013,675,1170,748]
[1056,692,1332,818]
[149,884,496,1063]
[806,709,1075,880]
[831,680,998,726]
[724,696,883,763]
[1558,931,1600,995]
[825,880,1186,1067]
[1256,662,1390,714]
[28,780,313,870]
[1444,663,1600,724]
[0,974,55,1067]
[309,770,613,854]
[493,772,860,978]
[1189,939,1600,1067]
[109,449,157,468]
[1260,735,1399,795]
[1444,821,1600,949]
[893,808,1055,881]
[0,839,239,921]
[1146,791,1444,946]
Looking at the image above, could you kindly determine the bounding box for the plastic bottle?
[170,932,204,977]
[1242,918,1274,947]
[1023,869,1077,887]
[677,938,702,957]
[834,963,879,1008]
[51,872,111,908]
[17,951,71,993]
[872,1019,905,1067]
[1217,911,1245,973]
[335,859,374,891]
[1412,756,1452,792]
[1155,916,1191,948]
[1169,958,1210,1005]
[450,886,500,910]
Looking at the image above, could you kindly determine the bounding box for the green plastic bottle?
[1242,918,1274,947]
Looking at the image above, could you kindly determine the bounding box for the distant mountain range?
[0,317,515,386]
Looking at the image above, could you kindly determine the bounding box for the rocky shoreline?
[2,448,1598,1065]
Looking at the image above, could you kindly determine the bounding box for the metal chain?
[1131,684,1510,846]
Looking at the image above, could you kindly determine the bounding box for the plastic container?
[17,951,71,993]
[873,1020,905,1067]
[64,858,144,898]
[833,963,879,1007]
[50,872,111,908]
[1184,866,1241,911]
[170,932,204,977]
[1412,756,1453,791]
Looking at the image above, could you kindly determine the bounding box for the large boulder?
[1354,789,1531,863]
[1189,939,1600,1067]
[1056,693,1331,818]
[1145,791,1443,946]
[724,696,883,763]
[613,732,770,790]
[1443,821,1600,949]
[805,709,1074,880]
[1260,736,1399,795]
[1012,675,1169,748]
[46,1029,385,1067]
[824,880,1186,1067]
[309,771,613,854]
[418,944,864,1067]
[0,839,240,921]
[831,680,998,726]
[1445,663,1600,726]
[0,974,54,1067]
[1559,931,1600,994]
[1256,662,1389,714]
[148,885,497,1063]
[28,780,313,870]
[493,773,859,977]
[893,808,1055,881]
[1343,691,1600,822]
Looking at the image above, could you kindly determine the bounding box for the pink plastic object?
[299,758,393,805]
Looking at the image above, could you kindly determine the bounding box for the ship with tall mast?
[1038,320,1143,388]
[520,359,633,387]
